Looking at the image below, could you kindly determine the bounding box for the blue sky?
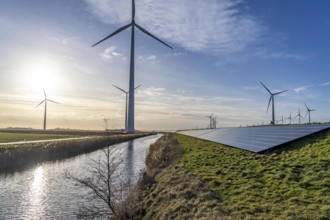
[0,0,330,130]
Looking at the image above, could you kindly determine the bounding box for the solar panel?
[178,124,330,152]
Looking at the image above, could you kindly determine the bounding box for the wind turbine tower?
[113,84,141,132]
[304,103,315,124]
[207,114,214,129]
[260,81,288,125]
[92,0,173,133]
[213,117,217,129]
[295,108,304,124]
[35,89,59,130]
[276,115,284,125]
[286,112,293,125]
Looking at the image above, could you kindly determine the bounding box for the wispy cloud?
[320,82,330,86]
[293,86,307,93]
[255,48,309,60]
[138,54,159,63]
[85,0,263,55]
[164,52,187,58]
[100,46,125,60]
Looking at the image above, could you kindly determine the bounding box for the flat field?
[0,132,75,144]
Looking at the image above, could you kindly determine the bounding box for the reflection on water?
[27,166,46,218]
[0,134,162,219]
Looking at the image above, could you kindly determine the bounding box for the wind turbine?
[212,117,217,129]
[286,112,294,124]
[276,115,285,125]
[294,108,304,124]
[35,89,59,130]
[260,81,288,125]
[112,84,141,132]
[92,0,173,133]
[207,114,214,129]
[304,103,315,124]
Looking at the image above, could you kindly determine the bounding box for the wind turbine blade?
[260,81,271,94]
[274,90,288,95]
[92,23,132,47]
[43,88,46,99]
[305,111,309,118]
[304,102,309,110]
[35,100,45,108]
[132,0,135,20]
[267,96,272,112]
[134,84,141,90]
[112,84,127,93]
[135,24,173,49]
[47,99,60,104]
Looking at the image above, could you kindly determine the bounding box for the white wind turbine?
[207,114,214,129]
[35,89,59,130]
[304,103,315,124]
[92,0,173,133]
[286,112,294,125]
[294,108,304,124]
[276,115,285,125]
[260,81,288,125]
[113,84,141,132]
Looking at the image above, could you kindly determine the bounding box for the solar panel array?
[178,124,330,152]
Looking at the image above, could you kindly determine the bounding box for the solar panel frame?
[178,124,330,153]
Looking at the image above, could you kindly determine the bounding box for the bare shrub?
[65,147,132,219]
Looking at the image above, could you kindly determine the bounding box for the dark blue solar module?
[178,124,330,152]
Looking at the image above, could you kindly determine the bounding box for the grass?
[175,131,330,219]
[0,132,76,143]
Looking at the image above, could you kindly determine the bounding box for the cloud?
[138,54,159,63]
[164,52,187,57]
[255,48,309,60]
[84,0,263,55]
[137,87,165,97]
[293,84,316,93]
[293,86,307,93]
[320,82,330,86]
[100,46,125,60]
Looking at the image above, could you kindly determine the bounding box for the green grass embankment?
[0,133,153,173]
[130,132,329,219]
[177,132,330,219]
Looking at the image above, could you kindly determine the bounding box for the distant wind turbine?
[286,112,294,125]
[294,108,304,124]
[213,117,217,129]
[276,115,285,125]
[112,84,141,133]
[304,103,315,124]
[207,114,214,129]
[260,81,288,125]
[92,0,173,133]
[35,89,59,130]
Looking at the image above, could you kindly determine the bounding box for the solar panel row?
[178,124,330,152]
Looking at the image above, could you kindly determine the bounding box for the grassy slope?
[0,132,75,143]
[175,132,330,219]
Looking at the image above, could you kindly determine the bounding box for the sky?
[1,0,330,131]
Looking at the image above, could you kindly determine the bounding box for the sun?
[25,59,61,92]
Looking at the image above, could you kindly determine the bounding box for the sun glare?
[25,59,62,92]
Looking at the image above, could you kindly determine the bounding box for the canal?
[0,134,162,219]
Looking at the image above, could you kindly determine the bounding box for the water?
[0,134,162,219]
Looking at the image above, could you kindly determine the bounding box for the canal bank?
[124,133,222,219]
[0,133,153,172]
